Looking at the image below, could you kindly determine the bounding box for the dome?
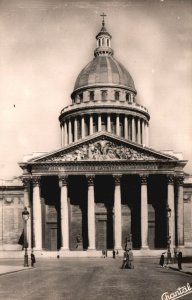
[73,55,136,93]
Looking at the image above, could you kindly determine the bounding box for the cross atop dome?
[100,13,107,27]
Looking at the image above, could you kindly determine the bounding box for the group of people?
[121,249,134,269]
[159,250,183,270]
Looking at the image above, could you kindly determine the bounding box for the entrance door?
[96,219,107,250]
[47,225,58,251]
[50,228,57,251]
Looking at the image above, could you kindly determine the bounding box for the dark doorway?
[68,176,88,250]
[121,175,141,249]
[41,176,61,251]
[148,175,167,248]
[95,176,114,250]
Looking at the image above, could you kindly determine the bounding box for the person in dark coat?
[121,250,129,269]
[128,249,134,269]
[31,252,36,267]
[177,251,182,270]
[160,253,165,267]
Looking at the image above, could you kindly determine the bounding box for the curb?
[0,267,33,276]
[169,266,192,276]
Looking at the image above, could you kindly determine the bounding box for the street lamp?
[166,204,172,264]
[22,207,29,267]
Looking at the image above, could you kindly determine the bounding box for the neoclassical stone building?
[0,19,192,257]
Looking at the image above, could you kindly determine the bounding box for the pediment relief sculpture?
[41,140,162,162]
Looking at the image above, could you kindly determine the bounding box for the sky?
[0,0,192,180]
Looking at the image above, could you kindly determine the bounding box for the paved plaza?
[0,257,191,300]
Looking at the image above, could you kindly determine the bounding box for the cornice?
[59,103,150,122]
[29,160,183,177]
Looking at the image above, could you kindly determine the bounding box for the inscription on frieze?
[33,162,165,173]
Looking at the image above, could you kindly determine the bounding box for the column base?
[141,246,149,250]
[88,247,96,251]
[60,247,70,251]
[32,248,43,252]
[114,246,123,251]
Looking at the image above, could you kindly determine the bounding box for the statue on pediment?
[43,140,157,162]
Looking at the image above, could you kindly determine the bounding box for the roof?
[73,55,136,92]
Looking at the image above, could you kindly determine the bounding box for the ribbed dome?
[73,56,136,92]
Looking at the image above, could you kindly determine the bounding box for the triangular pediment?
[28,132,179,164]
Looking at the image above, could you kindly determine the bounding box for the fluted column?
[59,176,69,250]
[115,114,120,136]
[140,175,148,249]
[137,118,141,144]
[177,176,184,246]
[64,122,67,146]
[124,115,128,139]
[142,120,145,145]
[128,117,131,140]
[89,115,93,135]
[113,175,122,250]
[107,114,111,133]
[98,114,102,131]
[74,118,78,142]
[81,115,85,138]
[145,123,149,147]
[131,116,136,142]
[167,175,175,249]
[32,176,42,250]
[22,177,31,249]
[61,125,64,147]
[87,175,95,250]
[68,119,72,144]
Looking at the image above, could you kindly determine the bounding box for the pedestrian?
[121,250,129,269]
[113,250,116,259]
[128,249,134,269]
[159,253,165,267]
[177,250,182,270]
[121,250,128,269]
[31,252,36,267]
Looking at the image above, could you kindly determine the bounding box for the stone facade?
[0,19,192,257]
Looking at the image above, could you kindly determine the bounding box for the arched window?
[90,91,94,101]
[101,90,107,101]
[102,38,105,46]
[107,39,109,46]
[115,91,120,101]
[99,39,101,47]
[79,93,83,103]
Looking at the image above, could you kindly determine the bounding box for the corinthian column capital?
[59,175,68,187]
[140,175,148,185]
[22,176,31,189]
[113,174,121,185]
[32,176,41,187]
[167,175,175,185]
[86,175,95,186]
[176,176,184,186]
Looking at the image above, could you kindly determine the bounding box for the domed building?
[0,18,192,258]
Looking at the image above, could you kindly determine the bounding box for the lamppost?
[22,207,29,267]
[166,204,172,264]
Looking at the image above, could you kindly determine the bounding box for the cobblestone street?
[0,258,192,300]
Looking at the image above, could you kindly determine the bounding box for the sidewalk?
[0,265,32,276]
[169,263,192,275]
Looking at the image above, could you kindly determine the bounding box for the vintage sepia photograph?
[0,0,192,299]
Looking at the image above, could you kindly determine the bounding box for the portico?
[20,133,186,255]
